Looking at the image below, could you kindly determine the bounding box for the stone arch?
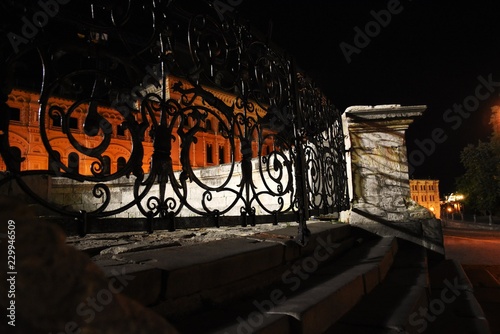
[29,145,46,155]
[48,137,72,156]
[8,132,29,156]
[107,144,132,159]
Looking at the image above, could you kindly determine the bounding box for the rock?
[99,241,182,255]
[407,198,434,220]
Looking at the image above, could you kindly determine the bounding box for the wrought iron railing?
[0,0,349,243]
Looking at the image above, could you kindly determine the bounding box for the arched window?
[206,144,213,164]
[117,157,126,171]
[69,117,78,130]
[117,124,126,137]
[68,152,79,173]
[9,147,23,171]
[102,155,111,175]
[48,150,61,174]
[9,108,20,122]
[218,146,225,164]
[218,121,225,134]
[205,119,213,132]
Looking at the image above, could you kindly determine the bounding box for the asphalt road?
[444,227,500,266]
[443,224,500,333]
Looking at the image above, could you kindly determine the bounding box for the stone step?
[327,239,430,334]
[96,222,356,318]
[172,236,398,334]
[268,237,398,334]
[96,223,486,334]
[425,259,491,333]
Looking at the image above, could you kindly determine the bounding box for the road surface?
[443,223,500,333]
[444,227,500,266]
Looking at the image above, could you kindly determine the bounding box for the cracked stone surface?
[67,223,296,260]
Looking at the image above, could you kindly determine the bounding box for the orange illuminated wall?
[409,179,440,219]
[491,105,500,137]
[0,76,272,175]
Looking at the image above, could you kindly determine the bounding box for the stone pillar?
[344,105,444,255]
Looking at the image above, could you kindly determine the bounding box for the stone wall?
[343,105,444,255]
[45,157,294,219]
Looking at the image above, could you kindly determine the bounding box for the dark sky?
[236,0,500,196]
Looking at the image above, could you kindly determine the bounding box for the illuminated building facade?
[0,76,270,175]
[409,179,440,218]
[491,105,500,137]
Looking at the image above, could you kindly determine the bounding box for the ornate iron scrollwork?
[0,0,349,242]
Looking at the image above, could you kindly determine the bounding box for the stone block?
[200,264,290,306]
[269,272,365,334]
[101,263,162,307]
[339,284,429,333]
[109,190,123,203]
[350,220,444,256]
[120,238,285,299]
[151,293,203,319]
[360,263,380,294]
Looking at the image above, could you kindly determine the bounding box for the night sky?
[237,0,500,196]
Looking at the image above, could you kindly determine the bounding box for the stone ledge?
[265,237,398,334]
[350,219,445,256]
[251,223,352,262]
[103,238,285,299]
[269,271,365,334]
[333,285,429,333]
[96,222,354,318]
[171,235,393,333]
[327,238,430,332]
[426,259,491,333]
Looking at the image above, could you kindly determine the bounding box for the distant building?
[409,179,440,219]
[491,105,500,137]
